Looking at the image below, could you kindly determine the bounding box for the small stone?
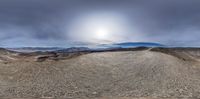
[92,92,97,95]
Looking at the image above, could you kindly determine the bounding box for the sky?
[0,0,200,47]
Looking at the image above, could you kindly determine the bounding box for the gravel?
[0,49,200,98]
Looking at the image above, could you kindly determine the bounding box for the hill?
[100,42,164,48]
[0,48,200,98]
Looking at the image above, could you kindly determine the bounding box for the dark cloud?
[0,0,200,47]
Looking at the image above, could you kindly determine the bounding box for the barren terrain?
[0,48,200,98]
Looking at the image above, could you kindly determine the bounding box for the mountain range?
[100,42,164,48]
[7,42,164,52]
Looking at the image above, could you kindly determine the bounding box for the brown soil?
[0,48,200,98]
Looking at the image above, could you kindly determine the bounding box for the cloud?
[0,0,200,47]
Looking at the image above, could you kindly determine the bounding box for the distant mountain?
[8,47,91,53]
[56,47,90,53]
[100,42,164,48]
[6,42,164,53]
[8,47,64,52]
[114,42,164,47]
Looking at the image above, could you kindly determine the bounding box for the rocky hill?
[0,48,200,98]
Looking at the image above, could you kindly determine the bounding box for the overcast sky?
[0,0,200,47]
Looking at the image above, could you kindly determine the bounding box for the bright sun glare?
[95,28,109,39]
[68,12,130,44]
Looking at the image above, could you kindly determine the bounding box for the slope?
[0,50,200,98]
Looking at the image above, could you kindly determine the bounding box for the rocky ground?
[0,48,200,99]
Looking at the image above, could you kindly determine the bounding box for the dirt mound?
[0,50,200,98]
[150,47,200,62]
[150,48,192,61]
[34,52,88,62]
[0,48,20,63]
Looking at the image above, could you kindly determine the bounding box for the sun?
[95,28,109,40]
[67,12,130,43]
